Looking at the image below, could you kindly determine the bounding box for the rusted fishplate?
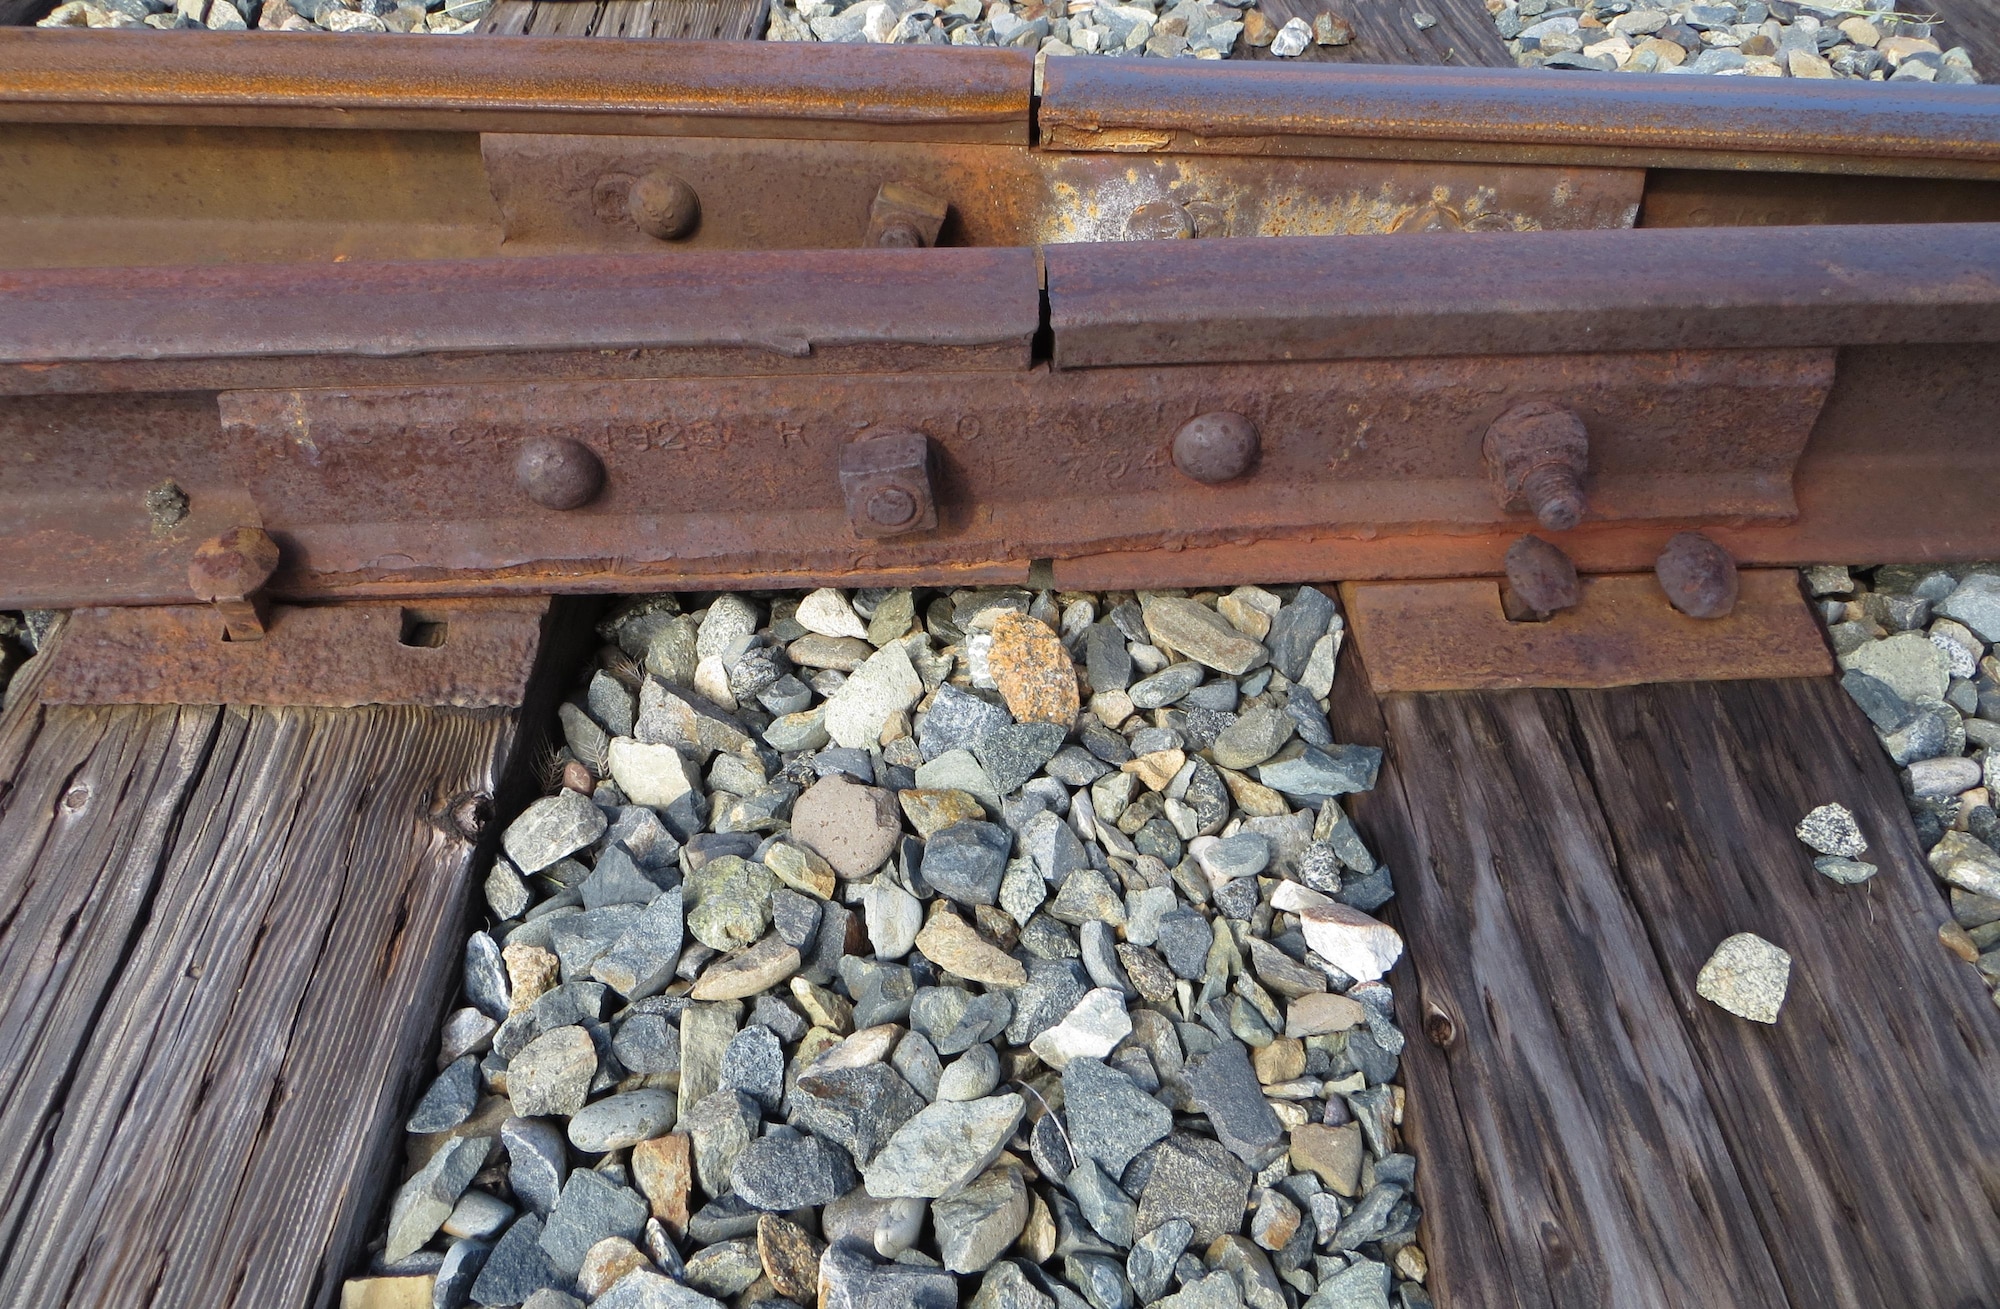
[40,598,550,707]
[1341,572,1832,692]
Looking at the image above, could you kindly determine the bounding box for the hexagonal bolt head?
[188,526,281,642]
[1502,534,1581,620]
[1172,412,1260,485]
[1655,531,1739,620]
[516,437,605,511]
[1483,401,1589,532]
[840,430,937,539]
[628,171,700,241]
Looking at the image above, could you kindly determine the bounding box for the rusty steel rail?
[1045,222,2000,368]
[0,31,1033,141]
[0,248,1040,393]
[4,226,2000,606]
[1039,58,2000,180]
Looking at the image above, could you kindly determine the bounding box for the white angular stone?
[1299,903,1403,983]
[797,588,871,640]
[862,1094,1026,1199]
[607,739,704,809]
[1270,15,1310,54]
[825,644,924,749]
[1695,932,1791,1024]
[863,878,924,959]
[1027,987,1131,1069]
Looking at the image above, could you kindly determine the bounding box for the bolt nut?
[840,430,937,539]
[187,526,280,602]
[628,171,699,242]
[1655,531,1739,620]
[1483,401,1589,532]
[516,437,605,511]
[1172,412,1260,485]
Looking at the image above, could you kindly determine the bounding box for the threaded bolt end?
[1521,463,1585,532]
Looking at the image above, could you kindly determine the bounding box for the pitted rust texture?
[187,526,280,641]
[1172,412,1260,485]
[149,348,1828,602]
[480,133,1642,255]
[1483,402,1589,532]
[39,598,550,707]
[839,430,937,538]
[1656,531,1741,620]
[0,31,1035,143]
[1502,535,1582,619]
[1036,58,2000,179]
[515,436,605,510]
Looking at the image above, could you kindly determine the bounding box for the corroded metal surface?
[0,31,1034,142]
[1045,223,2000,369]
[0,247,1040,394]
[1342,572,1831,692]
[482,133,1643,253]
[1039,58,2000,180]
[40,599,550,706]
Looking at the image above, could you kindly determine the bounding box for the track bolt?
[628,171,699,241]
[516,437,605,511]
[1172,412,1260,485]
[188,526,281,642]
[840,429,937,539]
[1502,534,1581,620]
[1655,531,1739,619]
[865,182,948,250]
[1483,401,1589,532]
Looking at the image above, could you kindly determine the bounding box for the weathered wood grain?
[1570,678,2000,1308]
[1327,646,1521,1309]
[478,0,768,38]
[0,692,513,1309]
[1329,662,1790,1307]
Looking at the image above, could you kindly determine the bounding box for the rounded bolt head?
[1504,534,1582,616]
[1655,531,1739,620]
[516,437,605,511]
[187,526,280,601]
[865,484,919,528]
[628,171,699,241]
[1172,412,1260,485]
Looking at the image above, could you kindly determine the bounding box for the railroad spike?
[187,526,281,643]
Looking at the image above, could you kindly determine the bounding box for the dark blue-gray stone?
[976,721,1068,796]
[1061,1057,1172,1179]
[770,887,822,948]
[1022,810,1089,884]
[1030,1111,1075,1182]
[464,932,510,1021]
[469,1215,561,1307]
[1256,745,1382,801]
[1064,1251,1132,1309]
[922,820,1014,908]
[911,986,1011,1056]
[538,1169,647,1278]
[1126,1218,1192,1302]
[435,1237,491,1309]
[920,684,1013,762]
[1285,682,1334,748]
[1128,663,1204,710]
[839,955,917,1028]
[1186,1041,1285,1168]
[1080,720,1134,765]
[718,1024,785,1109]
[408,1055,481,1134]
[820,1238,960,1309]
[1045,745,1112,787]
[1004,958,1090,1046]
[1265,586,1335,680]
[581,846,671,910]
[501,1117,569,1217]
[1066,1159,1137,1249]
[1085,623,1133,694]
[790,1062,926,1167]
[729,1126,858,1210]
[1842,668,1916,732]
[1336,866,1396,915]
[1155,909,1212,981]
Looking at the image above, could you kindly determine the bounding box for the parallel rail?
[2,31,1999,607]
